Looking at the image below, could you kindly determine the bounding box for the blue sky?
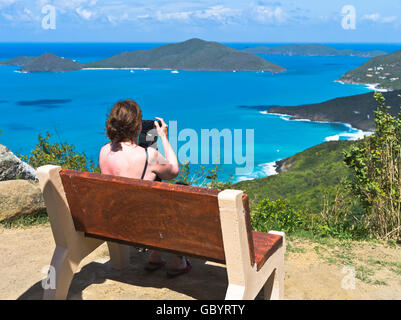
[0,0,400,42]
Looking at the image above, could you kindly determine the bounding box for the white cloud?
[252,5,288,24]
[156,10,192,22]
[194,5,242,24]
[362,13,380,21]
[76,7,92,20]
[362,13,398,23]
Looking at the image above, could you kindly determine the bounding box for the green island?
[242,44,386,57]
[18,53,83,73]
[0,56,36,66]
[261,90,401,131]
[0,39,286,73]
[340,50,401,91]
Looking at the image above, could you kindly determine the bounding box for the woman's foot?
[144,250,166,272]
[144,259,166,272]
[166,257,192,278]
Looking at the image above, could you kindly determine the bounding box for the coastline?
[258,111,374,177]
[335,79,389,93]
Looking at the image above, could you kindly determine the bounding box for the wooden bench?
[37,165,285,300]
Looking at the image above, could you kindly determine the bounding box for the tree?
[344,92,401,240]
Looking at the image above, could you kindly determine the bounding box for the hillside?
[18,53,82,73]
[0,56,36,66]
[261,90,401,131]
[234,140,356,213]
[243,44,386,57]
[340,50,401,91]
[84,38,286,72]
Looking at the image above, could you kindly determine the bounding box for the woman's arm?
[149,117,179,181]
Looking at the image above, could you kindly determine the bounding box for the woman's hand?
[155,117,168,138]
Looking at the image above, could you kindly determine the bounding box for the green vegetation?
[251,199,304,234]
[234,141,368,239]
[341,49,401,91]
[237,93,401,241]
[266,90,401,131]
[19,53,82,73]
[19,132,99,172]
[234,140,355,212]
[344,93,401,240]
[1,39,285,73]
[0,56,36,66]
[85,38,285,72]
[171,160,234,190]
[0,211,49,229]
[243,44,386,58]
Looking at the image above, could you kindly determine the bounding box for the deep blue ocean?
[1,42,401,182]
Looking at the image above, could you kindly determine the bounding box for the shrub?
[19,132,99,172]
[251,198,304,234]
[171,161,233,190]
[344,92,401,241]
[316,186,368,239]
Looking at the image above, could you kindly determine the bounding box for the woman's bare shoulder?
[100,143,111,154]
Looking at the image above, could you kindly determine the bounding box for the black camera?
[138,120,162,149]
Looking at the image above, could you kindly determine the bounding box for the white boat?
[171,70,179,74]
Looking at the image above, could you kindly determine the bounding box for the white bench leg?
[37,165,104,300]
[263,260,285,300]
[107,242,130,270]
[43,246,77,300]
[225,284,246,300]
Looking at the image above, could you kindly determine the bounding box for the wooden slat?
[252,231,283,271]
[59,170,226,263]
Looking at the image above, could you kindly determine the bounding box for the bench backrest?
[59,169,254,264]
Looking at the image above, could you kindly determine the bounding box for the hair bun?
[106,100,142,143]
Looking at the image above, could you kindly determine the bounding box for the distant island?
[0,56,36,66]
[241,90,401,131]
[19,53,83,73]
[340,50,401,91]
[242,44,386,58]
[0,39,286,73]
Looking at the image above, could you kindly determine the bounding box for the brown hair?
[106,99,142,143]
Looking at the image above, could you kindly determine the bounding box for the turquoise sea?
[1,43,401,182]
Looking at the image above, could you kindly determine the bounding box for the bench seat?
[252,231,283,271]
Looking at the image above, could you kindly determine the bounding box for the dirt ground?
[0,224,400,300]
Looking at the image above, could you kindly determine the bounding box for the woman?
[99,99,191,278]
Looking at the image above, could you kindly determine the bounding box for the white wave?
[260,111,291,121]
[325,130,374,142]
[234,161,280,183]
[260,161,279,176]
[364,83,388,92]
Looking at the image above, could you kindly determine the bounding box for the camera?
[138,120,162,149]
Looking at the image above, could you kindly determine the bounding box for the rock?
[0,144,37,181]
[0,180,46,222]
